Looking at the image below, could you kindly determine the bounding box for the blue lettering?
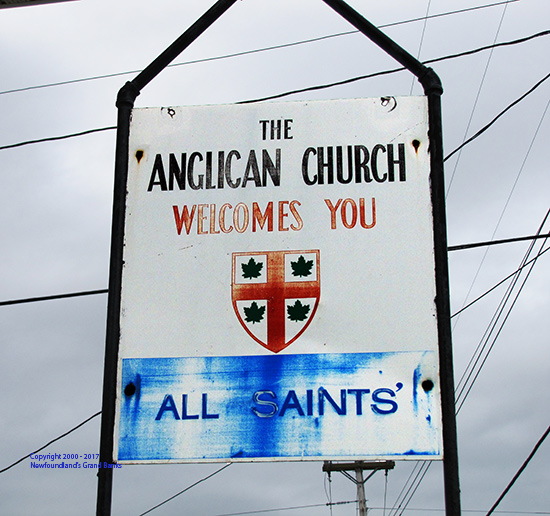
[306,389,314,416]
[371,388,398,414]
[181,394,199,419]
[155,394,180,420]
[279,390,305,416]
[202,393,219,419]
[250,386,400,418]
[319,388,346,415]
[251,390,278,418]
[347,389,370,415]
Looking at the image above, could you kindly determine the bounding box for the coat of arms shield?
[232,250,320,353]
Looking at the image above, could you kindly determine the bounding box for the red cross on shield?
[232,250,321,353]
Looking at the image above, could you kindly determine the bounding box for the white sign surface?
[115,97,442,463]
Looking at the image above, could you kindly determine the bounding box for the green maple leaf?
[287,300,310,322]
[244,301,265,324]
[241,257,263,279]
[291,255,314,277]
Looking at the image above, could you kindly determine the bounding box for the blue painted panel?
[117,352,441,462]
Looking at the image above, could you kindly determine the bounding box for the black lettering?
[371,144,387,182]
[284,119,293,139]
[387,143,406,181]
[301,147,317,185]
[270,119,281,140]
[217,151,225,188]
[317,146,333,185]
[354,145,371,183]
[242,150,262,187]
[205,151,216,189]
[187,152,204,190]
[225,150,241,188]
[168,153,186,190]
[148,154,168,191]
[337,146,353,184]
[259,120,269,140]
[262,149,280,186]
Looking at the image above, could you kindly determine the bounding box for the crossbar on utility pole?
[323,461,395,516]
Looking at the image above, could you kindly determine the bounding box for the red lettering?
[173,205,196,235]
[252,202,273,232]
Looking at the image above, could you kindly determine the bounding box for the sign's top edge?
[131,95,428,112]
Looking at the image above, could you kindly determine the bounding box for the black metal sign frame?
[97,1,461,514]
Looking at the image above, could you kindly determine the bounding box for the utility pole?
[323,461,395,516]
[356,467,367,515]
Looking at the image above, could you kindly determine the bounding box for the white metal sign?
[115,97,442,463]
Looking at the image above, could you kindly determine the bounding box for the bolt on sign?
[114,97,443,463]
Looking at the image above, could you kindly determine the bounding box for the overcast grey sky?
[1,0,549,515]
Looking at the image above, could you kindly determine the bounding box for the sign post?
[318,2,460,512]
[96,2,240,514]
[97,1,460,515]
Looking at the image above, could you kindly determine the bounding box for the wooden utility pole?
[323,461,395,516]
[356,467,367,515]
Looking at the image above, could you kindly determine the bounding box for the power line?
[1,233,547,307]
[2,5,544,511]
[449,92,550,329]
[488,96,550,243]
[0,235,546,497]
[486,424,550,516]
[388,462,430,516]
[451,245,550,318]
[444,70,550,162]
[391,462,435,516]
[137,463,232,516]
[0,411,101,474]
[238,29,549,104]
[389,509,550,515]
[160,487,550,516]
[1,29,547,152]
[0,126,116,151]
[217,504,550,515]
[391,215,550,514]
[0,0,521,97]
[2,242,542,495]
[0,288,108,307]
[211,499,356,516]
[1,28,547,153]
[455,209,550,401]
[408,0,433,95]
[0,258,545,506]
[455,218,550,412]
[445,0,513,195]
[448,233,550,251]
